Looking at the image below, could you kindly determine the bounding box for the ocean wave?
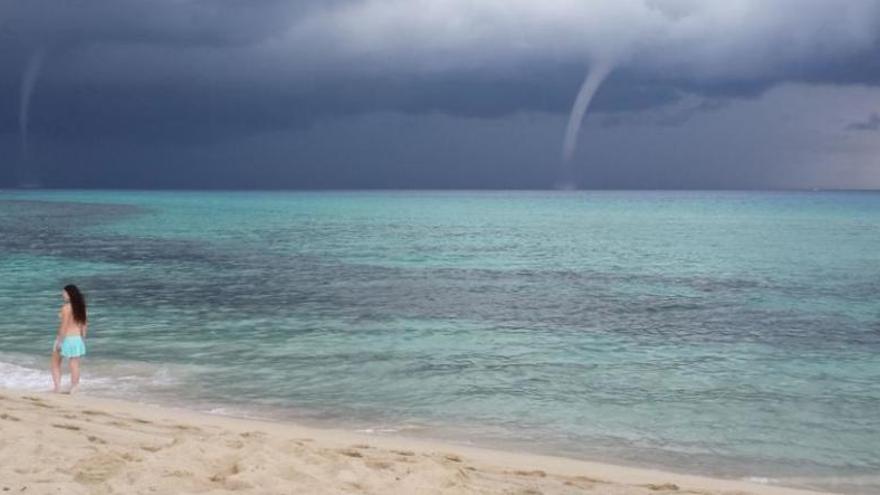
[0,358,52,391]
[0,352,186,396]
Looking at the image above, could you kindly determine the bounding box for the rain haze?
[2,0,880,189]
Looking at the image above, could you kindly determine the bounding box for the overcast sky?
[2,0,879,189]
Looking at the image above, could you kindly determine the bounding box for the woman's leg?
[51,350,62,393]
[69,357,80,394]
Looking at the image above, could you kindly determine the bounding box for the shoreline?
[0,387,834,495]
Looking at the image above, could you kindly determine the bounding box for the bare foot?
[68,385,79,395]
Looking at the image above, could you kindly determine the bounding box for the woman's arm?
[54,307,65,350]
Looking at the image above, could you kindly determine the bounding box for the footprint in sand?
[209,461,252,490]
[566,475,606,487]
[365,460,393,470]
[51,423,81,431]
[512,470,546,478]
[120,452,144,462]
[82,410,110,417]
[338,448,364,458]
[164,469,194,478]
[22,397,54,408]
[72,453,126,484]
[643,483,680,491]
[392,450,417,463]
[0,413,21,422]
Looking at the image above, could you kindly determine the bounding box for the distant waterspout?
[18,49,46,187]
[561,60,613,164]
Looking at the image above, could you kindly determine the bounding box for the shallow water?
[1,190,878,493]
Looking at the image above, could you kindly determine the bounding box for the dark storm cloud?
[0,0,304,49]
[846,113,880,132]
[0,65,692,144]
[2,1,880,188]
[2,1,879,138]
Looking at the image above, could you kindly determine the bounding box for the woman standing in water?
[52,284,87,394]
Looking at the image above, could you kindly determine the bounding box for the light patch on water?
[356,424,430,435]
[743,477,776,484]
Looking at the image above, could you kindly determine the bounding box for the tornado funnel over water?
[17,49,46,187]
[561,60,613,165]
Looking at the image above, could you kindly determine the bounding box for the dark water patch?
[0,199,145,230]
[59,250,880,351]
[0,199,237,267]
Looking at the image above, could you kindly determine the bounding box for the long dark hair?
[64,284,87,327]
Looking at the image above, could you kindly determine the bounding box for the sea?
[0,190,878,493]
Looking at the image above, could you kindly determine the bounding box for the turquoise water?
[1,190,878,493]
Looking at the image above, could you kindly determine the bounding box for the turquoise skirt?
[60,336,86,358]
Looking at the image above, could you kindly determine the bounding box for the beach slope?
[0,389,831,494]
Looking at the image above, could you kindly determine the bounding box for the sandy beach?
[0,388,832,495]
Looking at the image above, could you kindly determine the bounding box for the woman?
[51,284,88,394]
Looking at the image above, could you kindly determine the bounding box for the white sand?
[0,388,834,494]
